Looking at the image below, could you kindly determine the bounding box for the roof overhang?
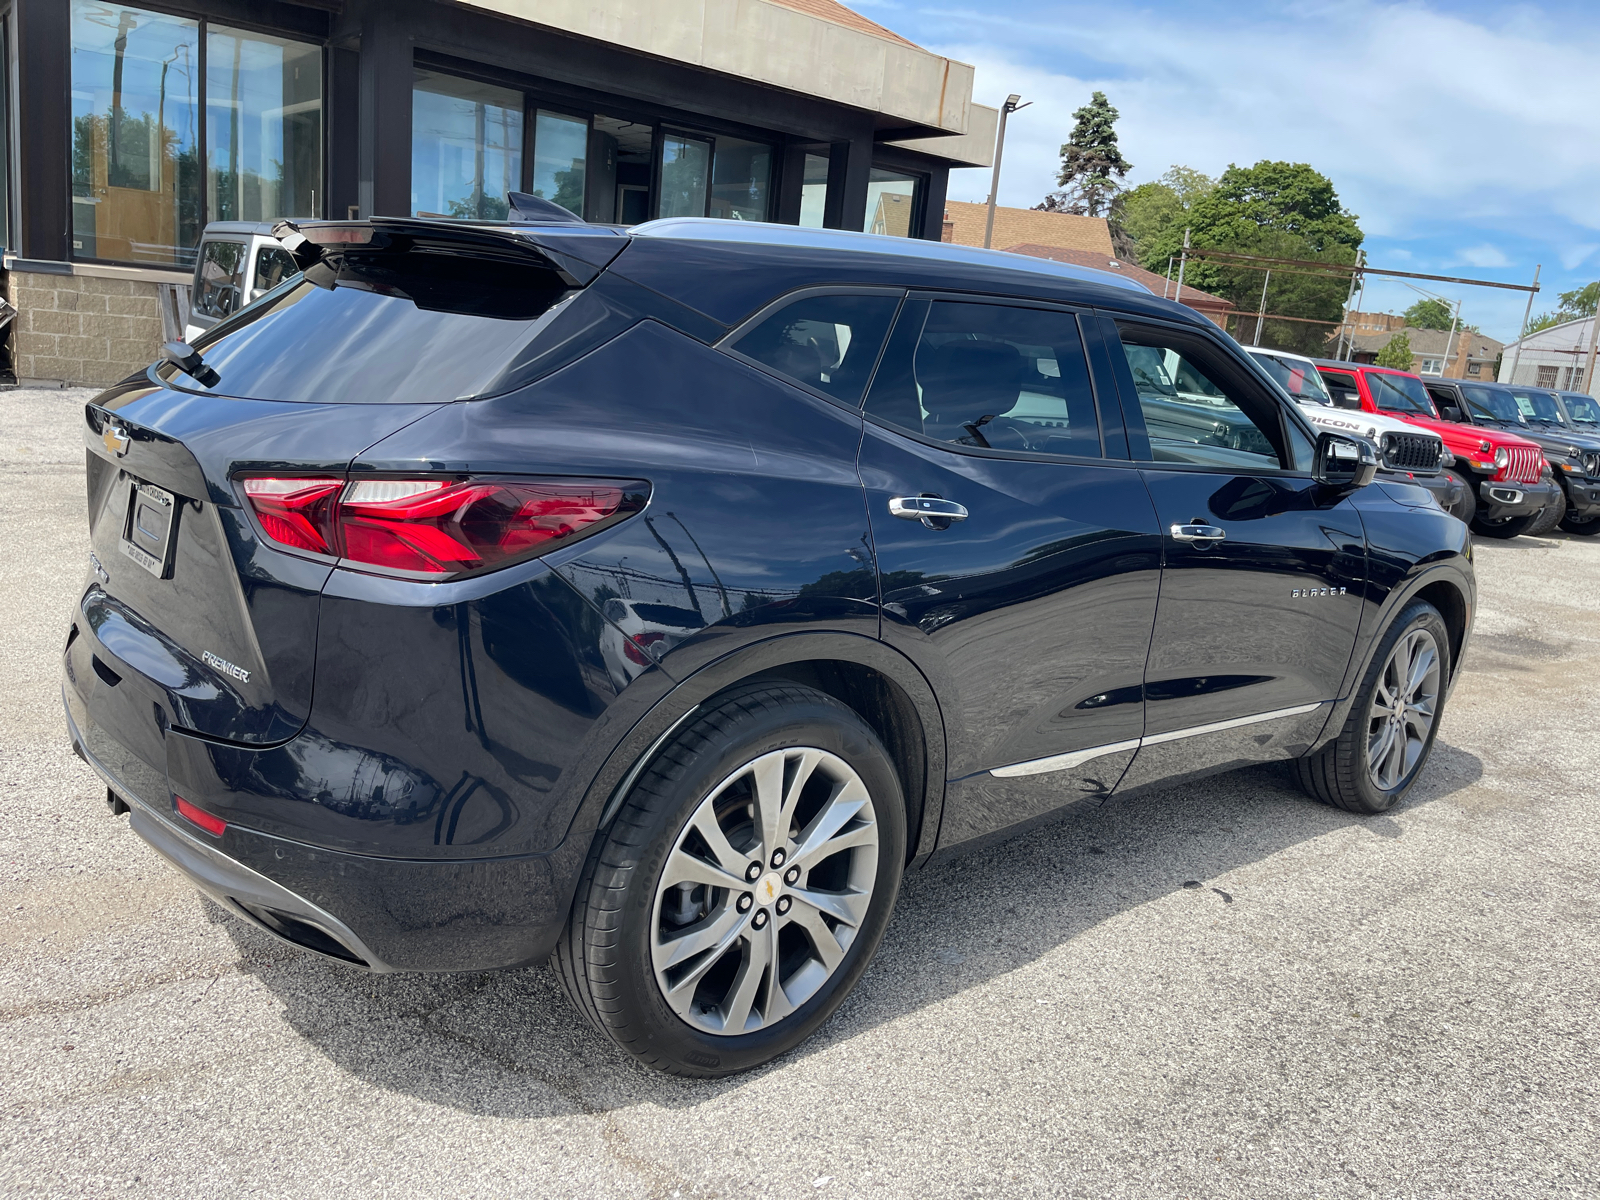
[451,0,975,143]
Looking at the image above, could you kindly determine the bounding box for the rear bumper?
[1477,477,1561,521]
[65,686,574,973]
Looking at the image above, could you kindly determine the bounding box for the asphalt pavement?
[2,386,1596,1199]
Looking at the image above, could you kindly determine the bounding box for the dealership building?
[0,0,994,386]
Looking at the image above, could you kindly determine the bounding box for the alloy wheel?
[1367,628,1441,791]
[650,747,879,1037]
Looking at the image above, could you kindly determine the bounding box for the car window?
[1366,372,1437,416]
[1319,368,1363,411]
[1248,351,1332,404]
[1509,389,1563,424]
[254,244,298,293]
[728,292,901,405]
[1116,325,1283,470]
[193,239,247,320]
[863,299,1102,458]
[1562,393,1600,427]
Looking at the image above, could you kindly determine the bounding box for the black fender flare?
[1311,554,1475,753]
[558,629,949,876]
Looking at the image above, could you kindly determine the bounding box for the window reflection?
[799,153,829,228]
[205,26,323,223]
[411,70,523,220]
[710,137,770,221]
[659,133,711,218]
[863,168,920,238]
[531,111,587,216]
[70,2,200,265]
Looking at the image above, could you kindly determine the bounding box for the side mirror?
[1331,390,1362,411]
[1313,431,1377,490]
[1437,404,1464,422]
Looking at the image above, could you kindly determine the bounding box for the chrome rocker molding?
[989,702,1326,779]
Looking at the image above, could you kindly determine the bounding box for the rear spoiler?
[271,217,629,288]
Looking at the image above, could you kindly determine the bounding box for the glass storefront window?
[710,137,771,221]
[206,26,323,224]
[659,133,710,219]
[70,3,201,265]
[799,153,829,229]
[531,111,587,216]
[411,70,523,220]
[863,168,921,238]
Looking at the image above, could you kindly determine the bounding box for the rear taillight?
[239,475,647,579]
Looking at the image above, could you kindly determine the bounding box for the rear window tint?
[169,250,574,404]
[728,292,900,405]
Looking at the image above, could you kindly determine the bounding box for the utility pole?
[1163,256,1174,299]
[983,95,1030,249]
[1505,264,1542,385]
[1334,251,1365,360]
[1253,269,1272,346]
[1173,228,1190,304]
[1583,304,1600,397]
[1438,297,1462,378]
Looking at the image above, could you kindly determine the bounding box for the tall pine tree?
[1037,91,1131,218]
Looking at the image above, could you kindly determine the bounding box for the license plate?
[121,479,179,578]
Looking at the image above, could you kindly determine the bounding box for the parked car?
[1554,390,1600,534]
[1246,348,1462,519]
[183,221,301,343]
[1314,359,1556,537]
[67,216,1474,1077]
[1421,378,1600,537]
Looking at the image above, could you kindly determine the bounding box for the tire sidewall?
[1344,601,1452,812]
[607,694,906,1076]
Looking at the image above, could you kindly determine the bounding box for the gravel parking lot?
[3,386,1596,1199]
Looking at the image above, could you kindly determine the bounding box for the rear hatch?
[73,219,626,748]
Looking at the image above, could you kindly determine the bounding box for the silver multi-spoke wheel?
[1366,627,1441,790]
[650,747,879,1037]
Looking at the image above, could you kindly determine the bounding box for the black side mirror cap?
[1313,431,1377,490]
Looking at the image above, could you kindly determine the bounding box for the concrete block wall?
[6,272,167,387]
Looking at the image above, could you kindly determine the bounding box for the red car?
[1314,361,1558,537]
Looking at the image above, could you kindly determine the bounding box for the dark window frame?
[67,1,329,270]
[858,289,1130,466]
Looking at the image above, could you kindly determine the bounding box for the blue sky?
[858,0,1600,342]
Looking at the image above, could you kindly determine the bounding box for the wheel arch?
[562,631,948,871]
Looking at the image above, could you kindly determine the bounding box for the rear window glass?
[254,245,297,292]
[729,292,900,405]
[168,249,575,403]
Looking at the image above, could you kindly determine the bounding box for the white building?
[1499,316,1597,394]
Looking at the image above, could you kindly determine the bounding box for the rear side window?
[171,247,576,403]
[193,239,247,320]
[1319,368,1363,411]
[864,299,1101,458]
[254,245,297,293]
[728,292,900,405]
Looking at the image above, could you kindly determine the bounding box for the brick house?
[1344,326,1504,380]
[940,201,1114,256]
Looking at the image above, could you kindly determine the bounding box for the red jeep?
[1314,361,1557,537]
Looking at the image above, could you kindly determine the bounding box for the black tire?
[1294,599,1452,815]
[553,682,906,1077]
[1443,468,1477,524]
[1471,512,1540,539]
[1526,495,1566,537]
[1559,511,1600,535]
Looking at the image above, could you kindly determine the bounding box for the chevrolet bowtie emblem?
[102,422,131,457]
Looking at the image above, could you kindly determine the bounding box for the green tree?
[1110,166,1215,263]
[1403,298,1454,330]
[1526,281,1599,334]
[1140,161,1363,355]
[1036,91,1131,218]
[1375,333,1414,369]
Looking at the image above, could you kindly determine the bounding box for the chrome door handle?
[889,496,968,528]
[1170,522,1226,543]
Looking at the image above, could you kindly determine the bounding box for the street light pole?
[983,95,1030,250]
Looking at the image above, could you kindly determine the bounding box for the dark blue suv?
[65,216,1474,1076]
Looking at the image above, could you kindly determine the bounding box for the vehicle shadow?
[218,741,1484,1119]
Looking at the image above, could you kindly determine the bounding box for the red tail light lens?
[240,475,647,579]
[175,796,227,836]
[240,478,343,554]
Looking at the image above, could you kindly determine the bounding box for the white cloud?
[1456,244,1512,268]
[926,2,1600,240]
[1559,244,1599,270]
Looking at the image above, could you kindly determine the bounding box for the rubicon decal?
[201,650,251,682]
[1291,587,1347,598]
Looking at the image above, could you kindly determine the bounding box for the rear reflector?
[175,796,227,836]
[239,475,647,579]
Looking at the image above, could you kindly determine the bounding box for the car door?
[859,294,1163,849]
[1099,315,1367,794]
